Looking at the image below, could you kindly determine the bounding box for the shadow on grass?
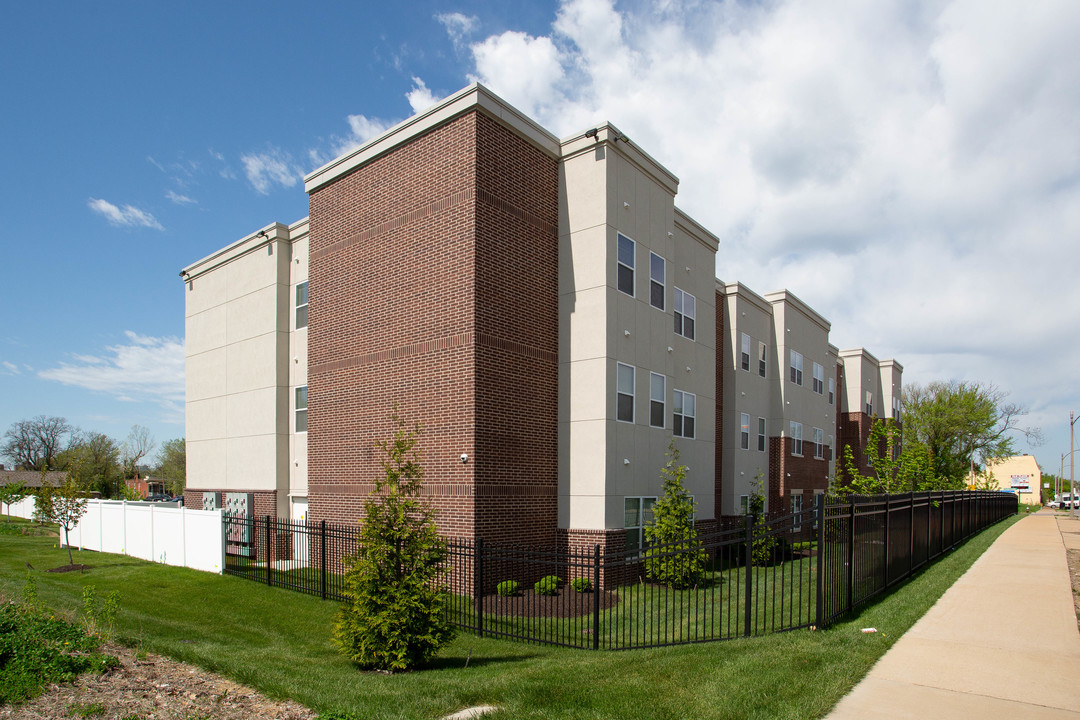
[425,652,542,670]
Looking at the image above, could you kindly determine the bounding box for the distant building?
[981,455,1042,506]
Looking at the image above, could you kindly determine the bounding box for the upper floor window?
[617,233,635,296]
[893,397,901,421]
[617,362,635,423]
[740,412,750,450]
[812,363,824,394]
[757,417,767,452]
[828,378,835,405]
[740,333,751,371]
[673,390,696,438]
[295,386,308,433]
[865,391,874,416]
[758,342,767,378]
[650,372,666,428]
[789,350,803,385]
[295,282,309,329]
[790,421,803,456]
[674,288,696,340]
[650,252,665,310]
[813,427,824,459]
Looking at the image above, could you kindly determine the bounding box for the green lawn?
[0,513,1020,720]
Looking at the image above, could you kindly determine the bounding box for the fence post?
[593,544,601,650]
[475,538,484,639]
[744,513,753,637]
[815,495,825,629]
[846,497,855,615]
[266,515,272,587]
[908,493,915,577]
[320,520,327,600]
[883,494,891,587]
[925,492,931,562]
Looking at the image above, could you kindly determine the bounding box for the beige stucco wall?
[984,455,1042,506]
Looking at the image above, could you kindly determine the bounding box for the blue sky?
[3,0,1078,474]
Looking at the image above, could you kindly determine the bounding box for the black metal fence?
[223,489,1015,650]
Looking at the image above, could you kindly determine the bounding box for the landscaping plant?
[571,577,592,593]
[643,443,706,588]
[534,575,562,596]
[496,580,519,597]
[332,414,455,672]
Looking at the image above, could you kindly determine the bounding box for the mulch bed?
[481,586,620,619]
[46,564,92,573]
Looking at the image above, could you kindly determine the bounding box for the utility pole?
[1072,412,1077,518]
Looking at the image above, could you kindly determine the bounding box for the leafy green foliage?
[81,585,121,641]
[643,443,706,588]
[833,419,945,495]
[534,576,562,596]
[571,577,592,593]
[154,438,187,498]
[0,481,28,516]
[332,414,454,672]
[748,476,776,566]
[48,473,89,566]
[496,580,519,597]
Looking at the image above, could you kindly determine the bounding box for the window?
[828,435,834,461]
[617,363,635,423]
[812,362,824,394]
[673,390,696,438]
[791,492,804,531]
[789,350,803,385]
[295,386,308,433]
[740,333,751,371]
[617,233,635,296]
[757,417,767,452]
[740,412,750,450]
[739,495,750,515]
[828,377,835,405]
[758,342,767,378]
[893,397,901,421]
[790,421,803,456]
[674,288,696,340]
[650,372,665,428]
[865,391,874,416]
[624,496,656,555]
[813,427,824,459]
[649,252,665,310]
[295,282,309,329]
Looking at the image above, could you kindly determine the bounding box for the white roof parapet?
[305,83,562,194]
[722,281,773,316]
[838,347,881,365]
[675,208,719,253]
[181,221,295,280]
[763,289,831,333]
[561,122,680,196]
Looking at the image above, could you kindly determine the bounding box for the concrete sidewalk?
[825,511,1080,719]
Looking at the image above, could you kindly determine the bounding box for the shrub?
[496,580,519,597]
[571,577,592,593]
[644,443,707,589]
[534,575,562,596]
[332,414,455,673]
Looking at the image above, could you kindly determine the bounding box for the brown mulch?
[45,564,92,574]
[0,643,317,720]
[481,586,620,618]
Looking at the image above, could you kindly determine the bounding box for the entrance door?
[291,498,308,562]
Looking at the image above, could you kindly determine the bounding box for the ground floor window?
[791,492,804,531]
[624,496,656,555]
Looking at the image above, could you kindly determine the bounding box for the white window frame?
[893,397,901,421]
[295,281,309,329]
[674,287,696,340]
[790,350,803,385]
[790,421,803,456]
[812,362,824,394]
[741,333,751,371]
[758,342,767,378]
[617,362,635,423]
[829,434,834,461]
[617,233,635,297]
[673,390,696,438]
[624,496,657,555]
[739,495,750,515]
[649,372,666,428]
[865,391,874,416]
[757,417,767,452]
[828,377,835,405]
[791,491,804,531]
[740,412,750,450]
[813,427,824,459]
[649,252,665,310]
[295,386,308,433]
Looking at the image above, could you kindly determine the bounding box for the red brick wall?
[840,412,875,476]
[305,109,559,545]
[769,437,830,513]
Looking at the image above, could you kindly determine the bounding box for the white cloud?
[406,77,439,114]
[240,148,301,194]
[1,361,18,375]
[87,198,163,230]
[437,12,479,50]
[165,190,196,205]
[39,332,184,412]
[331,115,393,157]
[439,0,1080,457]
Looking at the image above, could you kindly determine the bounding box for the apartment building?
[182,83,900,549]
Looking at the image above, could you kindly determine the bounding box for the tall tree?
[1,416,75,470]
[154,438,186,497]
[122,425,156,481]
[901,381,1041,486]
[70,433,123,498]
[643,442,706,588]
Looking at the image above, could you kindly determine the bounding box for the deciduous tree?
[154,438,186,497]
[2,416,75,470]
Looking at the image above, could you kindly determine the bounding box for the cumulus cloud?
[437,12,479,50]
[406,77,439,114]
[39,332,184,411]
[240,148,302,194]
[87,198,163,230]
[165,190,196,205]
[434,0,1080,454]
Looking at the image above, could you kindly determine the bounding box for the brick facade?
[305,109,559,546]
[768,436,830,514]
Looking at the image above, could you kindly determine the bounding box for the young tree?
[33,479,55,526]
[644,443,706,589]
[333,415,454,672]
[0,479,28,515]
[51,474,90,566]
[748,474,776,566]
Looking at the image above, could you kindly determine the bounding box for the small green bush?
[571,577,592,593]
[534,575,562,596]
[496,580,519,597]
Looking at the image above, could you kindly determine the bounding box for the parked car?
[146,493,171,502]
[1048,499,1061,509]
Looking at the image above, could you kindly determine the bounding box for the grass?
[0,513,1022,719]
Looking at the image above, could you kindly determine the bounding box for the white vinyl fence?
[1,498,226,574]
[2,495,37,519]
